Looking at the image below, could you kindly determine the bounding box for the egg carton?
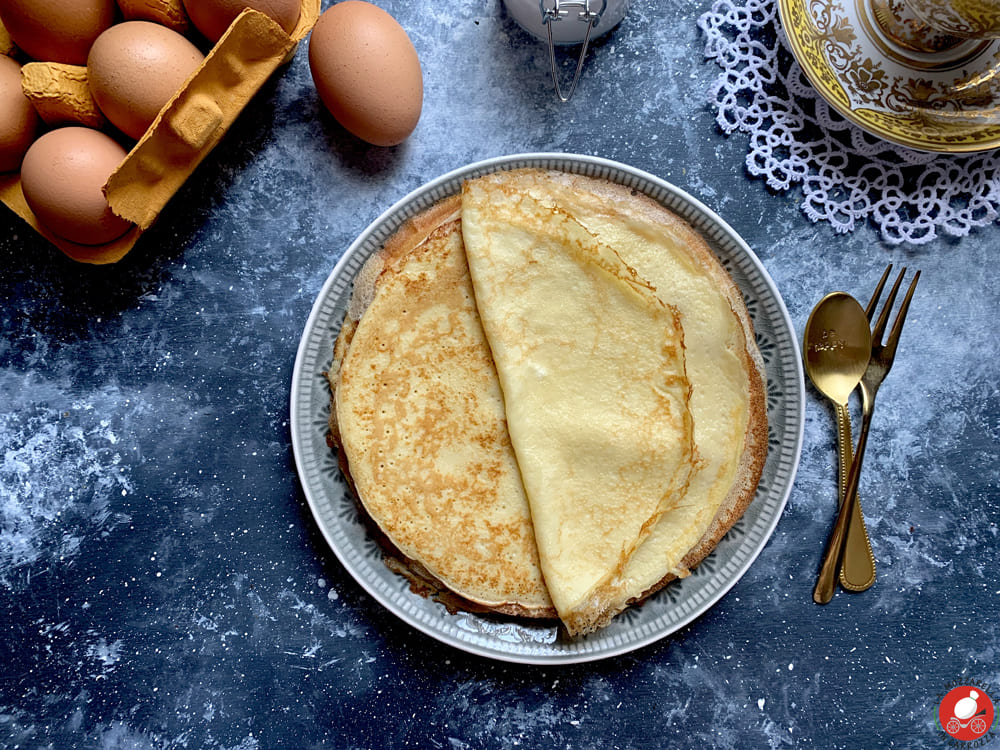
[0,0,319,264]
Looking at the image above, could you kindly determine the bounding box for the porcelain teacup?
[903,0,1000,39]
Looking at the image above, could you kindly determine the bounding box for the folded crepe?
[460,176,698,635]
[479,170,768,606]
[328,194,555,617]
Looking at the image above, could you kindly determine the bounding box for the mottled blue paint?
[1,1,998,748]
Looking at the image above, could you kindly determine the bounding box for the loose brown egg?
[0,0,117,65]
[87,20,204,140]
[181,0,300,43]
[308,1,423,147]
[20,126,133,245]
[0,55,40,172]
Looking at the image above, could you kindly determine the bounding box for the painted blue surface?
[1,1,998,748]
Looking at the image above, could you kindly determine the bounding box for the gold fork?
[814,265,921,604]
[838,264,894,591]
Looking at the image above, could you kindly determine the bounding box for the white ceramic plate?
[290,154,805,665]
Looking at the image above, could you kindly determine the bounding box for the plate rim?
[778,0,1000,154]
[290,152,805,665]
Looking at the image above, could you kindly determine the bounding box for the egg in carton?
[0,0,319,264]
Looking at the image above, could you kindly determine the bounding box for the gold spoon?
[803,293,874,593]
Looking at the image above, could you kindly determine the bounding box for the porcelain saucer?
[779,0,1000,152]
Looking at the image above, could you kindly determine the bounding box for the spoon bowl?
[804,292,872,406]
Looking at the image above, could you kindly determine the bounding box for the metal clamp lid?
[541,0,607,102]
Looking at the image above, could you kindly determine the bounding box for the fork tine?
[881,270,920,361]
[865,264,893,321]
[871,267,907,346]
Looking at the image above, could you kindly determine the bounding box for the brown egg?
[0,55,40,172]
[20,126,133,245]
[181,0,300,43]
[0,0,117,65]
[87,21,204,140]
[308,1,423,147]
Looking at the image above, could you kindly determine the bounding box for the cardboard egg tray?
[0,0,319,264]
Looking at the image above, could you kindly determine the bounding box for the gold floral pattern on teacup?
[905,0,1000,38]
[872,0,967,53]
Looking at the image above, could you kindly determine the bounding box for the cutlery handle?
[814,402,874,604]
[835,403,852,493]
[834,404,876,591]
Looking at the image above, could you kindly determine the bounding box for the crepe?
[327,168,768,637]
[478,170,768,606]
[328,194,555,618]
[460,177,698,635]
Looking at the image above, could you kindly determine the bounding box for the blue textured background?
[1,1,998,748]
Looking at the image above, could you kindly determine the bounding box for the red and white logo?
[938,685,995,742]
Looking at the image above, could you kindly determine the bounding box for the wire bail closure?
[542,0,607,102]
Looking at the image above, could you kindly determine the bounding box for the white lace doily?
[698,0,1000,245]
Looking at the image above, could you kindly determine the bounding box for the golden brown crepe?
[328,195,555,618]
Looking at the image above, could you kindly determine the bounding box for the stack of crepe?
[327,169,768,636]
